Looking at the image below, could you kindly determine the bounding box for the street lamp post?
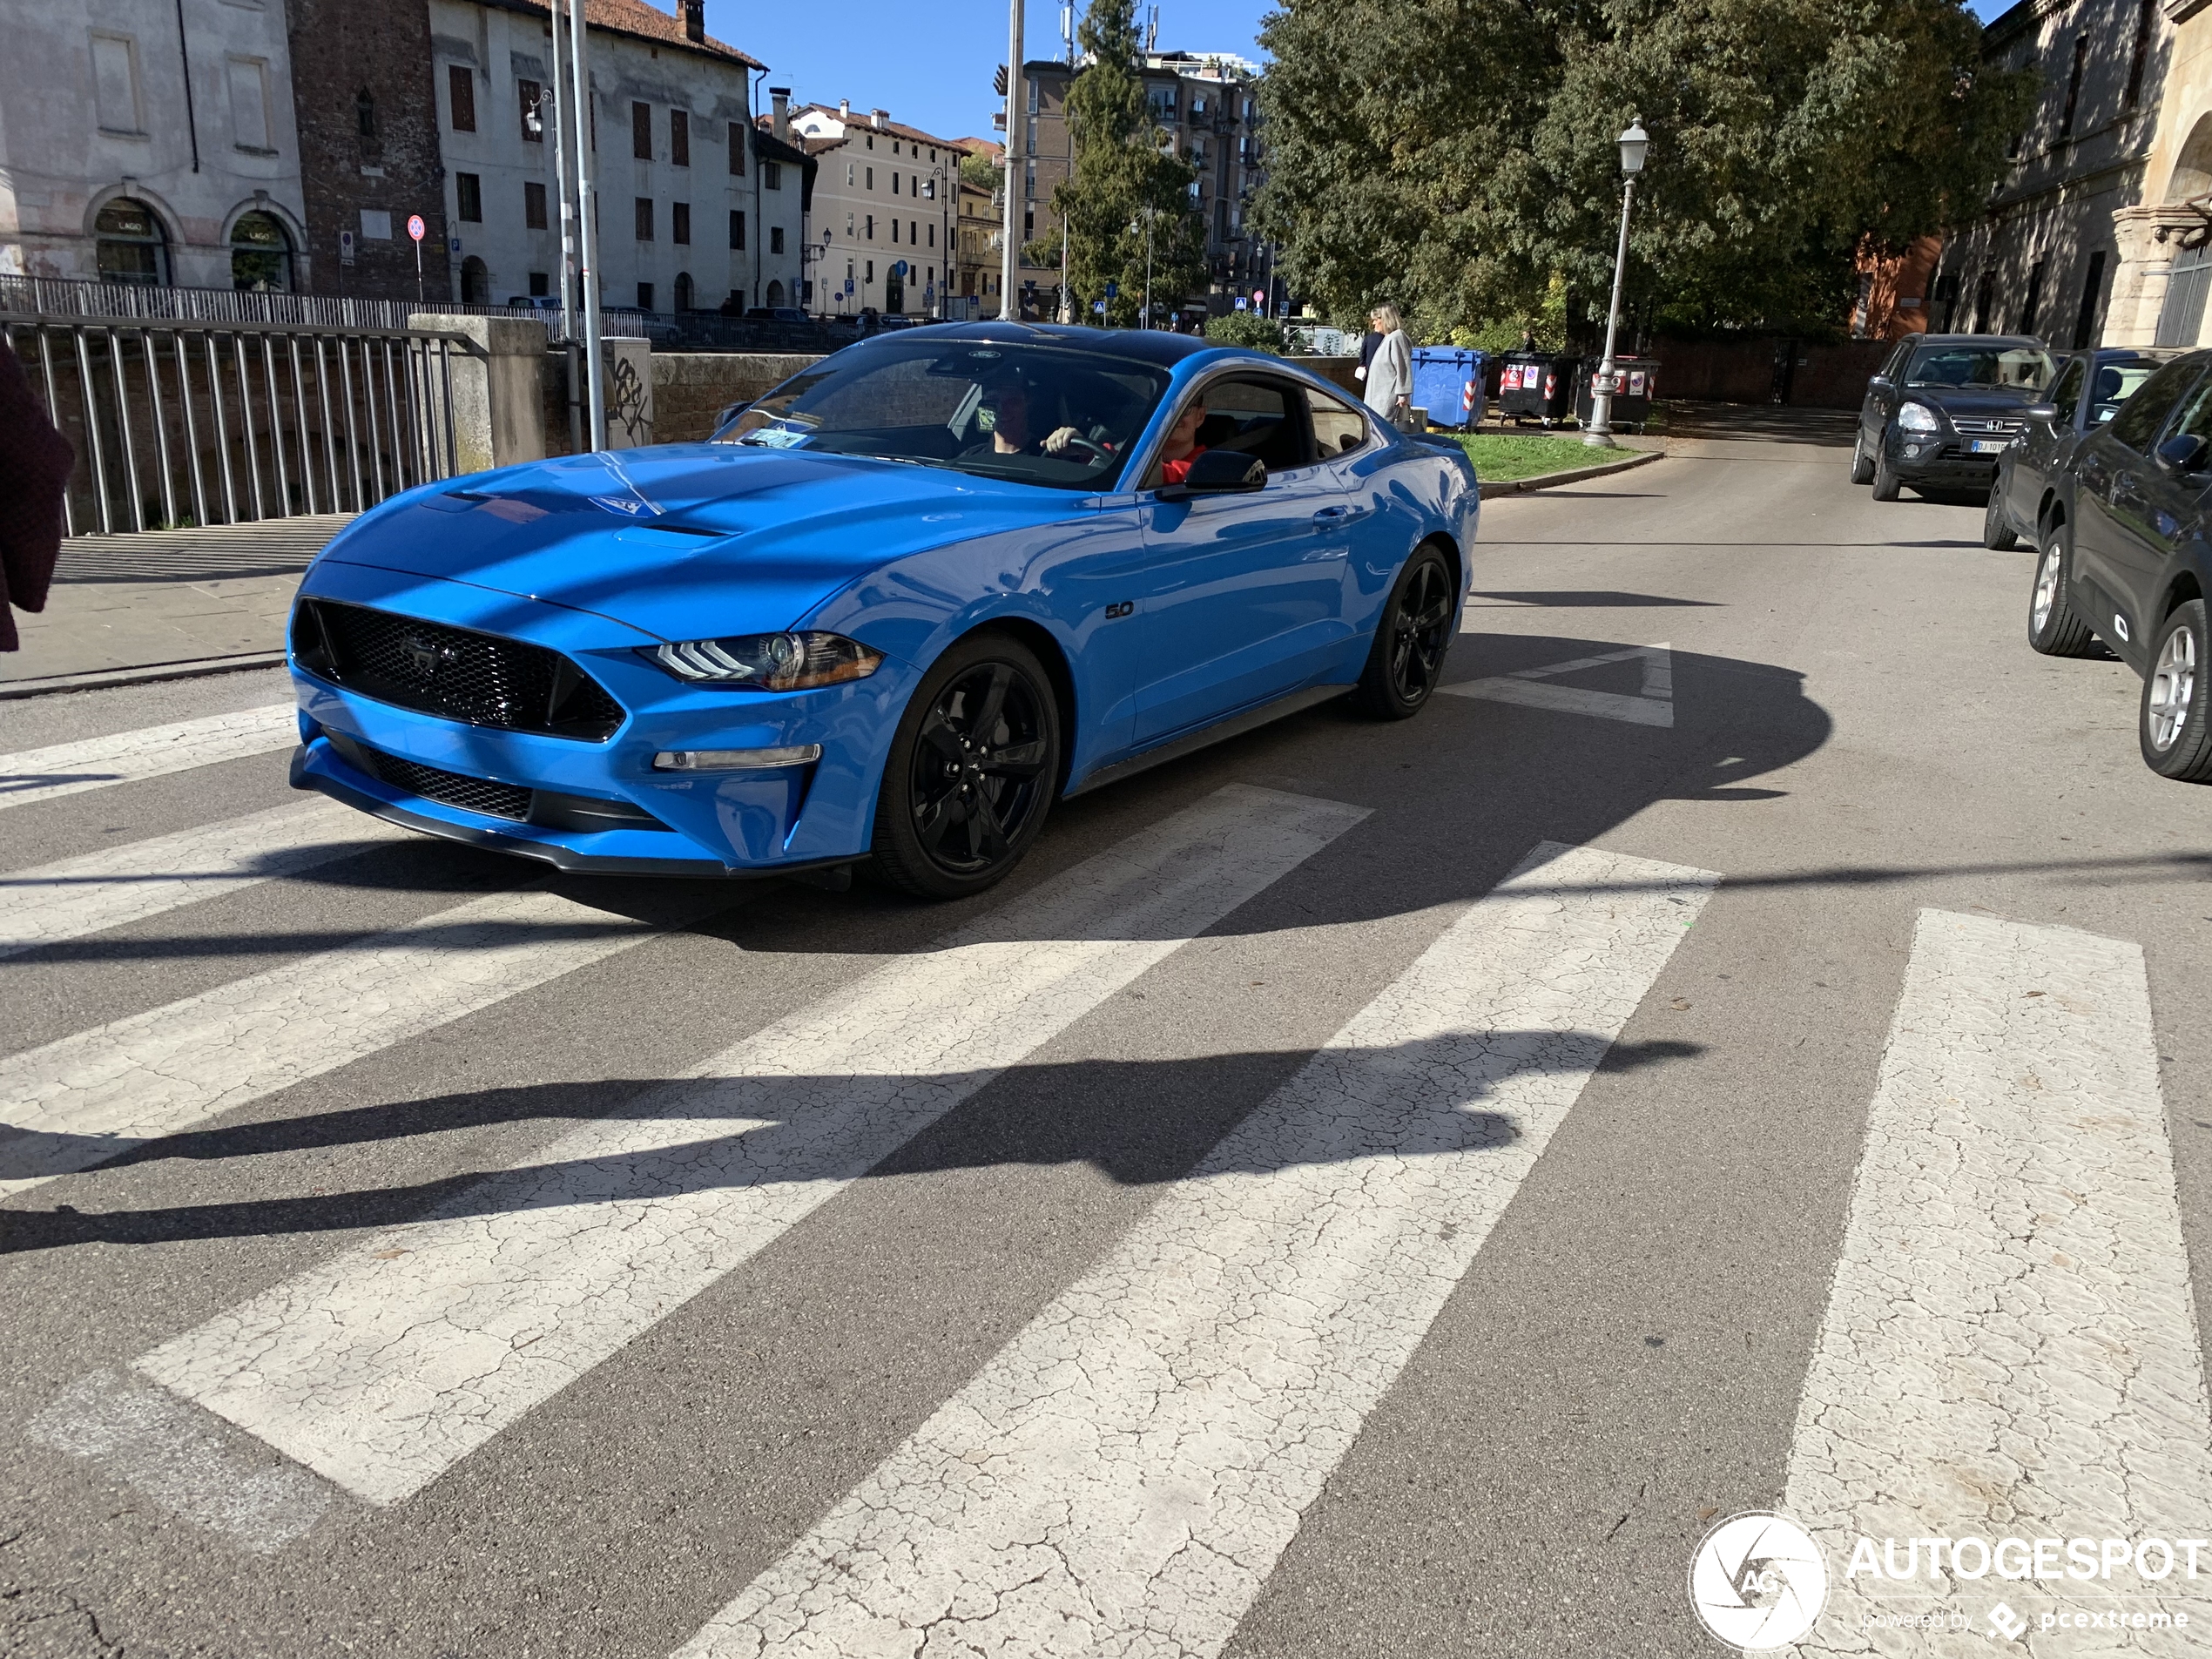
[1584,117,1648,450]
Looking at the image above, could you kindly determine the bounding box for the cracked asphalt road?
[4,405,2210,1658]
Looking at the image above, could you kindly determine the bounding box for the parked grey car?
[1984,347,2173,550]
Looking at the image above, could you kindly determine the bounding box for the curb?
[1476,445,1664,499]
[0,651,288,702]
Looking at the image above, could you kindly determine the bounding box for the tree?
[1252,0,2033,339]
[1036,0,1207,325]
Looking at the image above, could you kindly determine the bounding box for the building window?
[448,64,475,132]
[636,196,654,239]
[764,160,782,189]
[847,161,855,185]
[91,32,145,135]
[2059,35,2089,138]
[675,271,694,310]
[524,180,547,229]
[1971,270,1994,334]
[730,209,745,249]
[229,209,292,291]
[671,109,690,166]
[227,56,273,152]
[729,287,745,310]
[356,87,377,139]
[928,222,934,247]
[460,255,489,303]
[637,281,655,311]
[2020,258,2046,335]
[894,172,901,195]
[529,270,550,297]
[519,78,542,142]
[771,225,785,254]
[2159,245,2212,346]
[866,166,874,189]
[866,214,873,238]
[672,201,691,244]
[456,172,482,221]
[892,219,900,243]
[632,100,652,159]
[728,120,745,174]
[2127,0,2157,109]
[846,211,854,234]
[2074,250,2107,348]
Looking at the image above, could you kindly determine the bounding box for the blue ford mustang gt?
[287,323,1480,897]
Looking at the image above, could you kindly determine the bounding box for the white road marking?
[1442,642,1674,727]
[135,785,1368,1510]
[0,799,410,961]
[26,1369,337,1555]
[0,704,299,813]
[1785,910,2212,1654]
[0,887,658,1196]
[672,840,1716,1659]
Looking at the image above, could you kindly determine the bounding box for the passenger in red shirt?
[1157,397,1208,485]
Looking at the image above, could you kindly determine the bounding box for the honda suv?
[1984,347,2172,550]
[1851,334,2058,502]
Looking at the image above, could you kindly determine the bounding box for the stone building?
[1929,0,2169,347]
[2106,0,2212,344]
[1015,49,1270,323]
[424,0,794,314]
[786,100,967,316]
[0,0,311,290]
[283,0,448,301]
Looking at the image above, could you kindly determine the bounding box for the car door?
[2010,355,2084,519]
[2103,368,2212,649]
[1860,339,1913,451]
[2074,360,2202,657]
[1131,374,1346,742]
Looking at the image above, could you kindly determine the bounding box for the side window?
[2107,361,2201,452]
[2165,372,2212,449]
[2048,358,2087,425]
[1306,384,1370,455]
[1879,341,1912,381]
[1198,377,1310,473]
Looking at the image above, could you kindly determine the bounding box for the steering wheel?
[1055,434,1113,464]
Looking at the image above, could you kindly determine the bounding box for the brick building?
[284,0,451,302]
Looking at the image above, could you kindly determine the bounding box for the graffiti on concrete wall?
[608,355,651,445]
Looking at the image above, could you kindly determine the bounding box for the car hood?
[314,445,1083,642]
[1900,386,2044,419]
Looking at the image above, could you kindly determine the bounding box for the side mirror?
[1869,375,1892,389]
[1157,449,1266,501]
[2157,432,2208,473]
[2022,403,2060,422]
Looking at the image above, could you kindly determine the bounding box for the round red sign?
[407,214,427,242]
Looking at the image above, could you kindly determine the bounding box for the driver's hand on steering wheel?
[1042,425,1082,455]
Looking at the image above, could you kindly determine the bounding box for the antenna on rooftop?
[1144,4,1158,52]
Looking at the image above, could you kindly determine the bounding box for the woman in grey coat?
[1361,303,1412,429]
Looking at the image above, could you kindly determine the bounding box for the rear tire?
[869,632,1062,900]
[1849,430,1875,485]
[1353,543,1456,719]
[1983,487,2020,550]
[1871,443,1903,502]
[2027,528,2097,658]
[2141,599,2212,782]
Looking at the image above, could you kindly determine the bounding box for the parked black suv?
[2029,347,2212,781]
[1985,347,2172,550]
[1851,334,2059,502]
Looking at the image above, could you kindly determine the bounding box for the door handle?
[1312,505,1352,521]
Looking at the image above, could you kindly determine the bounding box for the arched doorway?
[765,280,785,307]
[230,211,294,291]
[674,271,694,312]
[95,198,170,286]
[2171,114,2212,204]
[460,256,489,304]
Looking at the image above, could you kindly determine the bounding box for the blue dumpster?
[1409,347,1487,430]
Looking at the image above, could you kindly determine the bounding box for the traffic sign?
[1103,280,1118,299]
[1093,300,1106,314]
[338,230,356,266]
[407,214,426,242]
[1233,296,1248,311]
[893,260,907,278]
[845,278,855,295]
[1252,287,1264,306]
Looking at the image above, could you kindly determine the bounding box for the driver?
[1155,396,1209,485]
[969,381,1087,459]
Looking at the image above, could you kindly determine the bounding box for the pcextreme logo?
[1688,1513,1830,1651]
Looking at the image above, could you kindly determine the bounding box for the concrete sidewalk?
[1,515,351,698]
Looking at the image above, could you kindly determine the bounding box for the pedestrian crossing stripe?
[0,703,298,813]
[1441,642,1674,727]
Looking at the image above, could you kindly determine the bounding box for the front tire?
[1983,486,2020,550]
[2141,599,2212,782]
[869,632,1062,899]
[1871,442,1903,502]
[1353,543,1455,718]
[2027,528,2096,658]
[1849,430,1875,485]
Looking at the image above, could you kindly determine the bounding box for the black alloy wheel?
[1849,430,1876,485]
[870,633,1061,899]
[1354,543,1455,718]
[1982,482,2020,550]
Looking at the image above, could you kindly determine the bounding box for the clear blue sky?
[702,0,1274,146]
[704,0,2015,148]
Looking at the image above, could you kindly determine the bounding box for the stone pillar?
[601,336,657,448]
[408,313,549,474]
[2104,206,2211,347]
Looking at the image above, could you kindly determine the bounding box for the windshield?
[1905,345,2057,391]
[711,339,1174,490]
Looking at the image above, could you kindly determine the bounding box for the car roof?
[916,320,1217,365]
[1906,334,2046,348]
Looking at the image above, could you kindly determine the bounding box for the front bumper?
[288,566,921,874]
[1888,428,2013,485]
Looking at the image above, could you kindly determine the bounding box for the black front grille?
[1952,417,2024,437]
[293,600,624,741]
[340,738,534,820]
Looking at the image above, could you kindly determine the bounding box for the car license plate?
[1971,438,2008,455]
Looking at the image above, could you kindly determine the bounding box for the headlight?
[644,631,884,689]
[1896,401,1941,433]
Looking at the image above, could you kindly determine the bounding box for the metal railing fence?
[0,275,651,340]
[3,311,471,537]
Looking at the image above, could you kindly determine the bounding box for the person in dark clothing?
[0,339,73,651]
[1355,327,1382,392]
